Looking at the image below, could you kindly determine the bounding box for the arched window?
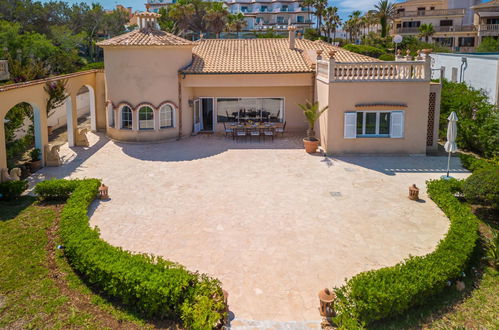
[121,106,132,129]
[159,104,174,128]
[138,106,154,130]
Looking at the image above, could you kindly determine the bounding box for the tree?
[204,2,229,38]
[346,10,362,42]
[374,0,395,38]
[169,0,207,34]
[303,0,327,34]
[298,100,328,140]
[418,23,435,43]
[226,13,247,38]
[322,6,341,43]
[158,7,183,35]
[476,37,499,52]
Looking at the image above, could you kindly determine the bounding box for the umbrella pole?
[446,151,451,177]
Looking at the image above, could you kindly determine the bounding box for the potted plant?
[298,100,328,153]
[29,148,42,172]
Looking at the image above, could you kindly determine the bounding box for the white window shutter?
[390,111,404,138]
[344,112,357,139]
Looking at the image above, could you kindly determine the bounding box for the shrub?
[342,44,385,58]
[463,169,499,209]
[333,179,479,327]
[0,180,28,200]
[35,179,225,328]
[378,53,395,61]
[476,37,499,53]
[34,178,80,200]
[459,154,498,172]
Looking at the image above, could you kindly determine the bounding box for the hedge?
[0,180,28,200]
[342,44,385,58]
[459,153,498,172]
[35,179,226,329]
[333,179,479,328]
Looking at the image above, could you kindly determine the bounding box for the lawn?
[0,197,165,329]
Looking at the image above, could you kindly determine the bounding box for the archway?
[75,85,96,132]
[2,102,43,173]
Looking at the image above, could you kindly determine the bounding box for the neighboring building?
[93,12,440,155]
[224,0,313,32]
[431,52,499,104]
[144,0,313,32]
[392,0,482,52]
[473,0,499,44]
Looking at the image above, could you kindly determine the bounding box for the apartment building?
[392,0,487,52]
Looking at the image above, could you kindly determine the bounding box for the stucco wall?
[431,53,499,104]
[103,46,193,107]
[322,81,430,155]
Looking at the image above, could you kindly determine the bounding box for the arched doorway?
[75,85,96,132]
[3,102,43,173]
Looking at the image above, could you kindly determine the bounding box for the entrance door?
[201,98,214,131]
[193,99,201,133]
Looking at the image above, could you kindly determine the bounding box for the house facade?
[96,12,441,155]
[392,0,497,52]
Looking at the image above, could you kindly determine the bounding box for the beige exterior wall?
[103,46,193,141]
[318,81,431,155]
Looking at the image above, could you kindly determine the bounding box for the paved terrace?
[28,132,469,329]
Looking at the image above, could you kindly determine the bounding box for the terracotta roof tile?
[97,28,194,47]
[182,38,376,74]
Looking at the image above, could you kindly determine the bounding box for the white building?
[431,52,499,104]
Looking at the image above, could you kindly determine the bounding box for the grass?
[0,197,153,329]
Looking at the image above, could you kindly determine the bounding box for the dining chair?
[275,121,286,137]
[223,122,234,139]
[249,127,261,142]
[235,127,247,141]
[263,127,274,141]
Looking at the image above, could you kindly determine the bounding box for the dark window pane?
[356,112,363,135]
[379,112,390,134]
[365,112,376,134]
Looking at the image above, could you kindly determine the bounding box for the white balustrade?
[316,60,430,82]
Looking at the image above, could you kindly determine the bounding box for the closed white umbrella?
[443,111,458,179]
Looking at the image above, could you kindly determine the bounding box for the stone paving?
[29,132,469,328]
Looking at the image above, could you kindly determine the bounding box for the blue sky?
[38,0,393,19]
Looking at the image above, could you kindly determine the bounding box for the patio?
[30,132,469,328]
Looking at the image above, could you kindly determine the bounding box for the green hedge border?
[333,179,479,328]
[35,179,226,329]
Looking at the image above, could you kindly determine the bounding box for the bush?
[459,154,498,172]
[440,80,499,158]
[35,179,226,328]
[476,37,499,53]
[0,180,28,200]
[343,44,385,58]
[333,179,479,327]
[80,62,104,70]
[463,169,499,209]
[378,53,395,61]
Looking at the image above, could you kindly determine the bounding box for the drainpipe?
[460,57,467,83]
[177,72,183,140]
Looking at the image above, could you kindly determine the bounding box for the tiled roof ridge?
[97,28,194,47]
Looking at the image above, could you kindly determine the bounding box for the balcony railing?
[316,60,430,82]
[479,24,499,32]
[397,25,476,34]
[394,8,465,18]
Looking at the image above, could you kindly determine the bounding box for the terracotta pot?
[47,126,53,135]
[303,138,320,153]
[29,160,42,172]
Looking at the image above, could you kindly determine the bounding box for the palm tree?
[347,10,362,42]
[419,23,435,43]
[204,2,229,38]
[374,0,395,38]
[303,0,327,34]
[298,100,328,140]
[322,6,341,43]
[226,13,247,38]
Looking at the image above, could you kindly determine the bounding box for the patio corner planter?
[29,160,42,172]
[303,138,320,153]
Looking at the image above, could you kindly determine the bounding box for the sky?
[38,0,394,20]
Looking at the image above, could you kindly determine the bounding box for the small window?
[440,20,453,27]
[160,104,174,128]
[121,106,132,129]
[138,106,154,130]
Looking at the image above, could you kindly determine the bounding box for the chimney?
[135,11,160,30]
[288,26,297,49]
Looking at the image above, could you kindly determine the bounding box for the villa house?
[97,12,440,155]
[0,11,441,170]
